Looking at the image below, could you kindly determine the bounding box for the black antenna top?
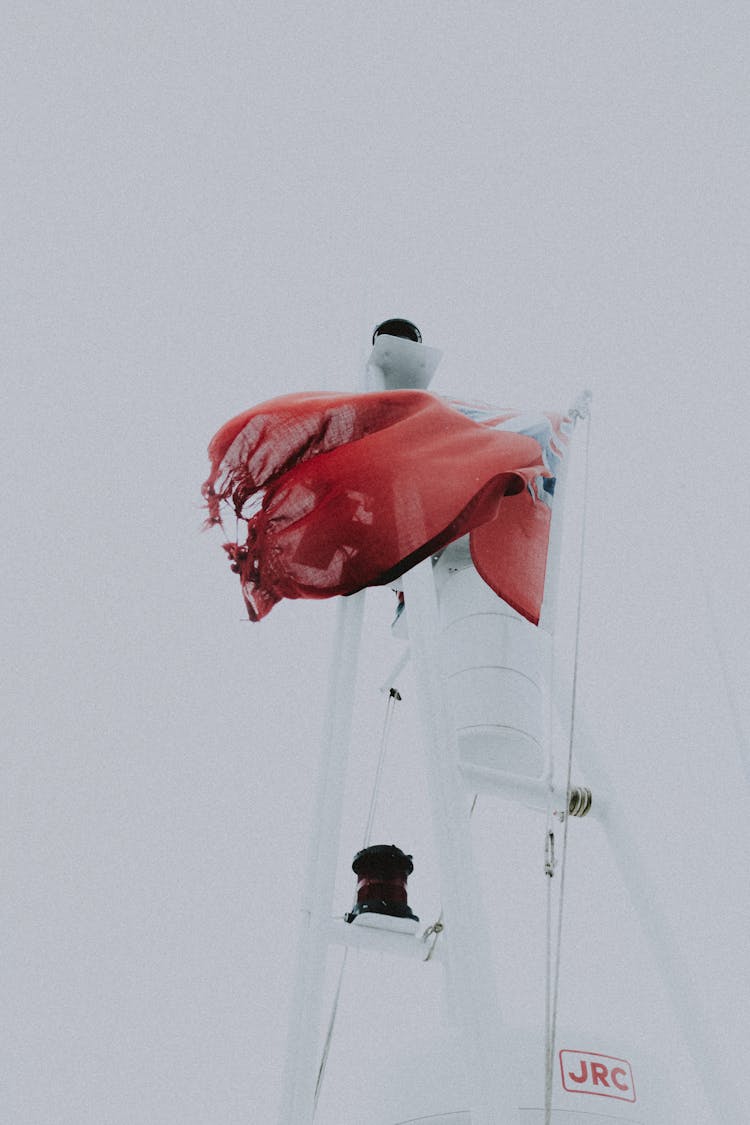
[372,318,422,345]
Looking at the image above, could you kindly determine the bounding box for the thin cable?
[363,687,400,848]
[313,947,348,1116]
[690,534,750,790]
[543,827,555,1116]
[544,403,592,1125]
[315,688,402,1112]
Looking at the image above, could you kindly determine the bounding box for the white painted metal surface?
[277,592,366,1125]
[364,333,443,391]
[434,538,553,787]
[402,560,517,1125]
[277,341,715,1125]
[381,1017,654,1124]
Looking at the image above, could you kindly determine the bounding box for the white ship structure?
[208,322,736,1125]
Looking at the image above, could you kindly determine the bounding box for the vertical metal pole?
[278,591,366,1125]
[402,560,517,1125]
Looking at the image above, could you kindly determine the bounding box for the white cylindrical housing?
[434,538,552,788]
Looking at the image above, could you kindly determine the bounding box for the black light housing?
[372,318,422,345]
[345,844,419,924]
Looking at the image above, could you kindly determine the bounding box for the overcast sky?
[4,4,750,1124]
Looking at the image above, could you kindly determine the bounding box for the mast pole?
[280,323,435,1124]
[277,590,366,1125]
[402,559,518,1125]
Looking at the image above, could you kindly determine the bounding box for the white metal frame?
[276,342,734,1123]
[277,591,366,1125]
[279,572,738,1125]
[278,563,522,1125]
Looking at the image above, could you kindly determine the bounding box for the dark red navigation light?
[345,844,419,924]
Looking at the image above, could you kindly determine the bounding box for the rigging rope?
[363,687,401,848]
[315,683,402,1114]
[689,534,750,791]
[544,395,592,1125]
[313,947,348,1116]
[544,827,555,1116]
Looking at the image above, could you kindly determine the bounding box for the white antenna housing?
[364,333,442,391]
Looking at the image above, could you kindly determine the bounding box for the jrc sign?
[559,1050,636,1103]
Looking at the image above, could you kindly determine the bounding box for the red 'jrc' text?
[559,1050,636,1102]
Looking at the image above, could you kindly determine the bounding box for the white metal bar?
[459,765,604,823]
[460,767,553,813]
[402,560,518,1125]
[325,918,439,961]
[277,591,366,1125]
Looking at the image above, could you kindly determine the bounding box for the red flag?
[203,390,554,623]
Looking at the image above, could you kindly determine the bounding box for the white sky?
[3,4,750,1123]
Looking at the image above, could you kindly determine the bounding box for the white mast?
[276,325,735,1124]
[279,326,538,1124]
[277,590,366,1125]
